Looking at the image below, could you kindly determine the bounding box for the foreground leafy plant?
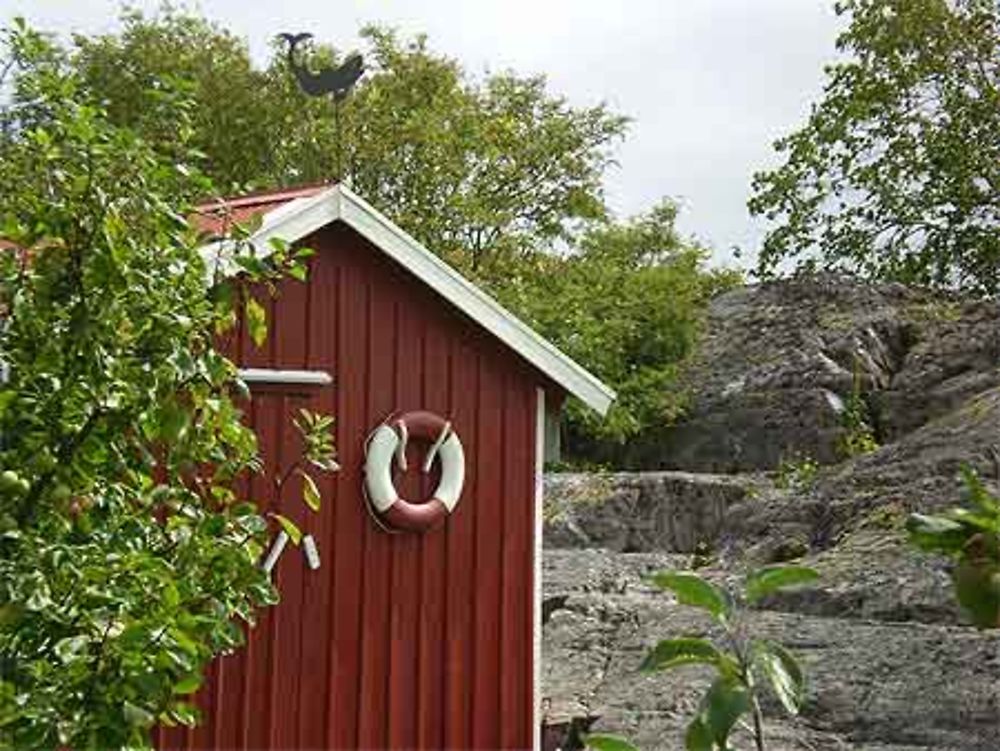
[0,21,335,748]
[588,565,819,751]
[907,464,1000,628]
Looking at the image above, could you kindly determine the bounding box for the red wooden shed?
[157,183,613,751]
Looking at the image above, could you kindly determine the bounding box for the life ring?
[363,410,465,533]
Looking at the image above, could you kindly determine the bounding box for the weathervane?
[278,32,365,181]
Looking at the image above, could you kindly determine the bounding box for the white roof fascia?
[200,186,341,280]
[201,184,615,415]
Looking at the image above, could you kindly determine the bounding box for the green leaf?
[684,716,713,751]
[700,676,750,746]
[946,507,1000,534]
[245,297,267,348]
[954,561,1000,629]
[270,513,302,545]
[753,640,806,715]
[640,637,724,673]
[745,565,819,603]
[299,470,321,512]
[906,513,968,554]
[172,673,203,695]
[24,582,52,611]
[166,701,200,727]
[267,236,290,254]
[159,400,191,443]
[238,211,264,236]
[0,604,23,627]
[961,466,1000,517]
[584,733,640,751]
[162,582,180,609]
[123,701,155,727]
[649,571,731,622]
[234,255,268,277]
[54,635,89,664]
[0,391,16,419]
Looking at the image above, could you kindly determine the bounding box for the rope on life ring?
[363,410,465,533]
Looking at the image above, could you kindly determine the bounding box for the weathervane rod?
[277,32,365,182]
[334,96,344,182]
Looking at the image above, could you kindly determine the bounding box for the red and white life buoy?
[363,410,465,533]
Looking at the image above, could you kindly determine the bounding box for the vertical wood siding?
[156,224,539,750]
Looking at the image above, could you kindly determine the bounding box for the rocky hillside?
[619,274,999,471]
[541,276,1000,751]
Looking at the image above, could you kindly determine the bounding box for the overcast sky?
[0,0,845,268]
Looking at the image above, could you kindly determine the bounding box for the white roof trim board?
[204,184,615,415]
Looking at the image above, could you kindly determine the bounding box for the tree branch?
[16,407,106,526]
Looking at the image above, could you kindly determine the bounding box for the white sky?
[0,0,845,268]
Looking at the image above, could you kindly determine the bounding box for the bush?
[0,21,332,747]
[498,200,741,453]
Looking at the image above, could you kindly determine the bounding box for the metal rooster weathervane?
[278,32,365,179]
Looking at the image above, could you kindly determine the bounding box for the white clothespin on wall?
[302,534,321,570]
[261,530,289,575]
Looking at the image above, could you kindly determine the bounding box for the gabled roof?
[198,183,615,415]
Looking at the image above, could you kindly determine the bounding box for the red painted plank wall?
[156,223,541,750]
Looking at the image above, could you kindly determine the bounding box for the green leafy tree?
[342,27,626,275]
[907,464,1000,629]
[72,6,276,189]
[504,201,741,447]
[587,566,819,751]
[0,21,333,748]
[750,0,1000,294]
[72,9,628,274]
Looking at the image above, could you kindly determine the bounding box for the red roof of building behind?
[0,185,330,248]
[193,183,329,237]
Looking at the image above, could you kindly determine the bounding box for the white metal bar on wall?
[237,368,333,386]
